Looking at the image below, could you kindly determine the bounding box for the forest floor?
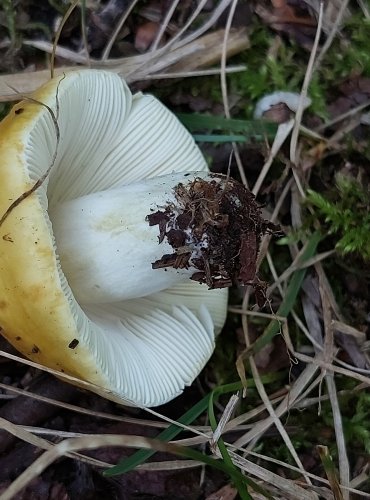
[0,1,369,499]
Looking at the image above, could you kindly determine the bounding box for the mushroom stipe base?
[147,174,278,300]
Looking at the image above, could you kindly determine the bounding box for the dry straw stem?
[0,378,181,429]
[149,0,180,52]
[312,0,350,72]
[290,1,324,168]
[209,394,239,452]
[267,247,335,296]
[0,416,112,472]
[101,0,139,61]
[319,271,350,499]
[215,448,319,500]
[0,432,171,500]
[316,100,370,133]
[0,28,248,101]
[220,0,248,187]
[252,119,295,196]
[0,0,249,101]
[237,291,315,486]
[224,447,368,499]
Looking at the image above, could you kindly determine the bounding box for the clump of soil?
[146,174,278,296]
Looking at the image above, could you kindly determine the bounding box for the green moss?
[307,175,370,260]
[324,15,370,80]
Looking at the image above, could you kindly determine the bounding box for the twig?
[313,0,350,73]
[0,80,62,227]
[220,0,248,188]
[252,119,294,196]
[240,310,314,486]
[290,0,324,166]
[101,0,139,61]
[150,0,180,52]
[319,270,350,499]
[51,0,80,78]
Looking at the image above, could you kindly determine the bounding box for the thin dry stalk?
[0,434,169,500]
[332,320,367,342]
[233,362,319,448]
[138,460,203,471]
[170,0,231,50]
[0,416,112,471]
[357,0,370,17]
[267,248,335,296]
[101,0,139,60]
[316,100,370,133]
[319,272,350,499]
[220,0,248,187]
[139,65,246,79]
[252,119,294,196]
[0,28,249,101]
[150,0,180,51]
[51,0,80,77]
[290,0,324,166]
[0,380,172,427]
[210,394,239,451]
[313,0,351,72]
[293,352,370,386]
[256,177,294,267]
[217,449,320,500]
[239,311,314,486]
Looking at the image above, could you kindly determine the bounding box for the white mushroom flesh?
[50,172,217,304]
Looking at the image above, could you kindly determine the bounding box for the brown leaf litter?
[147,175,280,302]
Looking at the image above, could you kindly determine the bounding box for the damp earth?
[146,175,279,304]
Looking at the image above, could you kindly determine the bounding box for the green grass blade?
[207,385,273,499]
[104,376,283,477]
[104,393,210,476]
[192,133,248,143]
[177,113,278,141]
[250,232,322,355]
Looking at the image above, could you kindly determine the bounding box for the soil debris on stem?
[147,174,279,299]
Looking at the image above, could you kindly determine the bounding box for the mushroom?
[254,91,312,122]
[0,70,268,407]
[0,70,230,407]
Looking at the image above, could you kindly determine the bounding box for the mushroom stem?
[50,172,200,304]
[51,171,270,305]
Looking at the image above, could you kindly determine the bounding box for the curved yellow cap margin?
[0,74,112,393]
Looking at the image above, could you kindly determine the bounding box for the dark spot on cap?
[15,336,21,341]
[32,345,40,354]
[15,108,24,115]
[68,339,79,349]
[2,234,14,243]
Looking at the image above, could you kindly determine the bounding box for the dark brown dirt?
[147,175,279,295]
